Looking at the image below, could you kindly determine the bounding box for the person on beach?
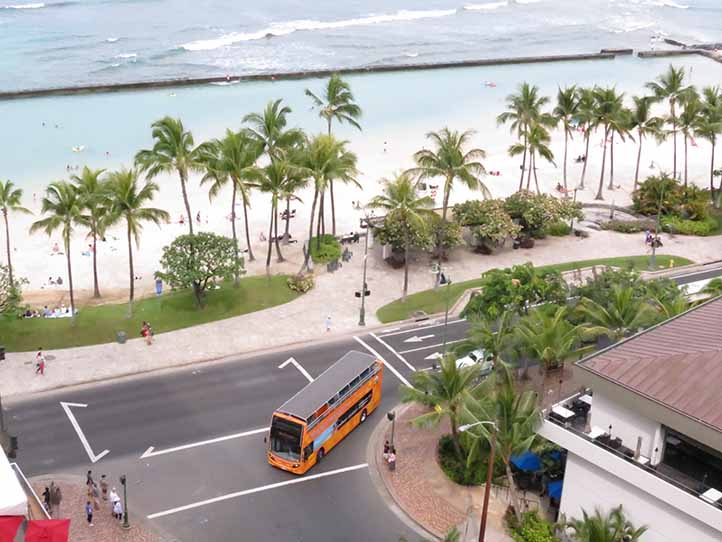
[85,501,94,526]
[100,475,109,501]
[36,348,46,375]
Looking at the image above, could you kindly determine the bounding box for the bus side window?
[360,367,371,380]
[303,443,314,460]
[339,385,350,397]
[350,376,361,389]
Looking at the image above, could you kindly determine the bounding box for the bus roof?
[277,351,377,421]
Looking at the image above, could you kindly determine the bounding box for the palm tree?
[652,293,689,321]
[135,116,202,235]
[368,172,433,300]
[607,106,632,191]
[106,168,169,309]
[408,128,487,224]
[30,182,82,316]
[554,86,578,192]
[198,129,263,271]
[678,89,701,189]
[592,86,624,200]
[701,277,722,298]
[305,74,362,235]
[455,309,516,363]
[243,99,304,160]
[575,87,596,189]
[525,124,556,194]
[629,96,664,191]
[71,167,109,298]
[697,86,722,196]
[497,83,551,190]
[0,180,31,289]
[566,505,646,542]
[462,363,541,522]
[646,65,693,179]
[400,355,483,461]
[515,305,591,374]
[578,285,657,342]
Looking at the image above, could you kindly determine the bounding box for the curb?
[365,402,442,542]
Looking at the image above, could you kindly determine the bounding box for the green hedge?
[309,234,342,263]
[662,215,719,236]
[600,219,655,234]
[545,221,572,237]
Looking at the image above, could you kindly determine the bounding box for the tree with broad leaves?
[0,179,31,290]
[157,232,243,308]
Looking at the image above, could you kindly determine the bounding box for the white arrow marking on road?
[424,352,443,361]
[60,402,109,464]
[141,427,267,459]
[403,334,435,343]
[278,357,314,383]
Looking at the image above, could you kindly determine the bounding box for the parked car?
[455,348,494,377]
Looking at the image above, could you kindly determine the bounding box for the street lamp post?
[649,181,666,271]
[119,475,130,529]
[358,217,370,326]
[387,411,396,450]
[459,421,497,542]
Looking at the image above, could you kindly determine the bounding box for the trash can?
[0,345,5,361]
[116,331,127,344]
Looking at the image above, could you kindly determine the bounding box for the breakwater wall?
[0,51,618,101]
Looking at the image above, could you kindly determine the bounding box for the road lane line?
[398,338,465,355]
[369,332,416,372]
[147,463,369,519]
[353,336,412,387]
[141,427,268,459]
[379,319,466,338]
[60,402,110,463]
[278,357,314,383]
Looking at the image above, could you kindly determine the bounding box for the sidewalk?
[2,229,720,398]
[370,403,512,542]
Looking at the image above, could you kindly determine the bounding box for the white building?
[540,296,722,542]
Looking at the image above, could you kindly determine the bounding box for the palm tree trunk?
[242,196,254,262]
[283,197,291,243]
[595,126,609,200]
[634,133,643,192]
[266,205,274,268]
[274,202,284,262]
[449,416,464,462]
[580,130,591,189]
[65,233,76,323]
[327,117,337,236]
[402,234,410,301]
[518,133,527,191]
[3,210,13,289]
[127,220,134,304]
[608,132,615,190]
[532,152,541,195]
[442,176,452,222]
[671,102,677,179]
[321,193,326,236]
[230,183,240,286]
[316,194,324,250]
[684,134,689,189]
[505,462,523,522]
[562,129,569,192]
[526,150,533,191]
[91,228,100,298]
[710,139,716,194]
[302,188,319,272]
[179,169,194,236]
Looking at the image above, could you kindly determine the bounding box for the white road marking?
[369,332,416,372]
[398,338,465,354]
[278,357,314,383]
[424,352,443,361]
[147,463,369,519]
[141,427,268,459]
[403,334,435,343]
[381,327,401,333]
[353,336,412,387]
[60,402,109,463]
[379,318,466,338]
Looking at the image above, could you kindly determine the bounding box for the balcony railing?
[544,391,722,512]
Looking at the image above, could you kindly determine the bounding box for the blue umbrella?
[510,451,542,472]
[548,480,564,500]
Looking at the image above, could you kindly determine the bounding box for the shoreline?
[0,49,700,101]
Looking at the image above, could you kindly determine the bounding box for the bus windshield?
[269,416,303,461]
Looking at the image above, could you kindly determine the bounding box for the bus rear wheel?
[360,409,368,423]
[317,448,325,463]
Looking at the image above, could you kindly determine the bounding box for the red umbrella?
[0,516,23,542]
[25,519,70,542]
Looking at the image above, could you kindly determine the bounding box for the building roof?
[579,296,722,432]
[277,351,377,421]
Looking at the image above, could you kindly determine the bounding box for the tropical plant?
[592,86,625,200]
[30,182,82,316]
[575,87,596,189]
[577,284,657,341]
[554,85,578,193]
[646,65,693,179]
[426,213,462,254]
[697,86,722,195]
[607,106,632,191]
[701,277,722,298]
[369,172,433,299]
[400,355,483,461]
[629,96,665,191]
[0,264,27,315]
[157,232,242,308]
[510,124,555,194]
[373,211,431,255]
[651,293,689,322]
[462,363,542,522]
[678,89,701,188]
[632,174,682,216]
[454,309,517,363]
[71,167,109,298]
[243,98,305,160]
[565,505,647,542]
[135,116,202,235]
[453,199,521,252]
[305,74,362,235]
[0,179,31,289]
[198,129,263,268]
[106,168,169,308]
[408,128,488,223]
[509,511,559,542]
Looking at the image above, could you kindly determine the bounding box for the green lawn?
[1,275,301,352]
[376,254,694,323]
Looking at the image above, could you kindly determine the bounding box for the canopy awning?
[548,480,564,501]
[510,451,542,472]
[0,451,27,516]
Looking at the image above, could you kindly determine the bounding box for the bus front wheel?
[360,409,368,423]
[317,448,325,463]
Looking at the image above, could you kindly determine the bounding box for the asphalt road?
[4,265,718,542]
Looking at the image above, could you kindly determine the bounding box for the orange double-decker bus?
[267,351,383,475]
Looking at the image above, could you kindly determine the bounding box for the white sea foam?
[602,16,655,34]
[1,2,45,8]
[106,37,119,43]
[513,0,542,4]
[650,0,689,8]
[180,9,458,52]
[114,53,137,59]
[463,1,508,11]
[402,51,419,58]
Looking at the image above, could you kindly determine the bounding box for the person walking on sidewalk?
[109,487,120,515]
[42,487,51,515]
[325,315,332,333]
[100,474,109,501]
[35,348,46,375]
[86,470,94,496]
[383,440,390,461]
[85,501,94,527]
[113,499,123,521]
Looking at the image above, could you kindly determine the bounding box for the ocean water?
[0,0,720,92]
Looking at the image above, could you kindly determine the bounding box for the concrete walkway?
[2,229,720,398]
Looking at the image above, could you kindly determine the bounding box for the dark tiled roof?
[579,297,722,431]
